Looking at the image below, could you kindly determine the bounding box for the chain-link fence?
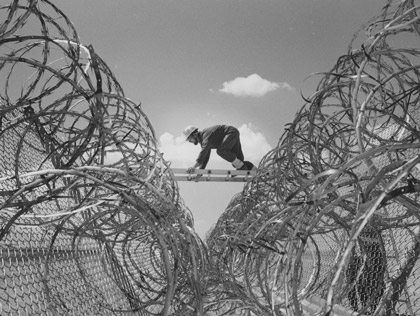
[206,1,420,315]
[3,1,420,316]
[0,1,206,315]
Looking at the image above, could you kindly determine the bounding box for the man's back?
[200,125,237,148]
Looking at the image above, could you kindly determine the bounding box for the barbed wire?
[3,0,420,316]
[206,1,420,315]
[0,1,206,315]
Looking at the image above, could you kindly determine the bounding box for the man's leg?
[232,141,244,162]
[217,130,254,170]
[217,130,242,165]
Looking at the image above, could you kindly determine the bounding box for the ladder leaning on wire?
[171,168,257,182]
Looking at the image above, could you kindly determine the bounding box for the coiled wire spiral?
[0,1,206,315]
[3,1,420,316]
[207,1,420,315]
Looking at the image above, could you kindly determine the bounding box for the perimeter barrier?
[2,1,420,316]
[206,1,420,315]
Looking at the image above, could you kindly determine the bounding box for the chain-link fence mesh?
[206,1,420,315]
[0,1,206,315]
[3,0,420,316]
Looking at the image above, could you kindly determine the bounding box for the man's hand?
[186,165,203,181]
[187,162,202,174]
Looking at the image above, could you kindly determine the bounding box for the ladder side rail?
[173,175,251,182]
[171,168,256,176]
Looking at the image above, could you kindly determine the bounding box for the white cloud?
[278,82,294,91]
[219,73,292,97]
[158,124,272,169]
[238,123,272,162]
[159,132,201,168]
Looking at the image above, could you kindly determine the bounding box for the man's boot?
[243,161,256,170]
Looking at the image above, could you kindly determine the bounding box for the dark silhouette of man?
[183,125,255,173]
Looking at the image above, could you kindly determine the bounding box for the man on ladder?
[183,125,256,174]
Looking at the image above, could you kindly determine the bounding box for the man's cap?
[183,125,198,139]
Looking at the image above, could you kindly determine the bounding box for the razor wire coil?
[3,0,420,316]
[0,1,205,315]
[206,1,420,315]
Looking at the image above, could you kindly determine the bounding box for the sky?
[56,0,382,238]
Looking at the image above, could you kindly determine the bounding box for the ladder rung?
[171,168,257,182]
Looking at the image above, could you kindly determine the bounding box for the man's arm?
[187,146,211,173]
[187,130,213,173]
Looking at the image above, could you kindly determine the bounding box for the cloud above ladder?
[218,73,293,97]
